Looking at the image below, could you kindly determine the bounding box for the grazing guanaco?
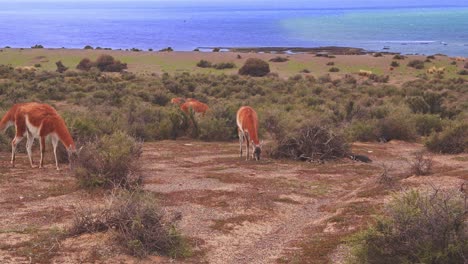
[0,102,79,170]
[180,99,209,116]
[236,106,261,161]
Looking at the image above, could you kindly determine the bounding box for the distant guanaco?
[236,106,261,161]
[0,102,79,170]
[171,97,209,116]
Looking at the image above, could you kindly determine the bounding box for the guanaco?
[0,102,79,170]
[236,106,261,161]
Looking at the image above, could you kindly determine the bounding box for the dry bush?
[73,131,142,189]
[55,61,68,73]
[238,58,270,77]
[268,124,350,161]
[76,58,93,71]
[95,54,127,72]
[348,188,467,264]
[69,190,190,258]
[377,163,396,187]
[409,151,433,176]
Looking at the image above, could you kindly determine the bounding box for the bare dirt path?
[0,140,466,263]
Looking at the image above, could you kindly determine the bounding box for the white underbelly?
[25,116,42,138]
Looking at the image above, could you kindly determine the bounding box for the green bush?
[214,62,235,69]
[31,44,44,49]
[407,59,425,69]
[73,131,142,189]
[347,121,378,142]
[84,45,93,50]
[392,54,405,60]
[412,114,443,136]
[269,56,289,62]
[238,58,270,77]
[458,69,468,75]
[196,60,212,68]
[390,61,399,67]
[376,111,417,142]
[373,52,383,57]
[426,123,468,154]
[348,189,467,264]
[329,67,340,72]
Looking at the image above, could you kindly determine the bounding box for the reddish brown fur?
[236,106,259,145]
[1,102,76,169]
[180,100,209,115]
[19,104,75,150]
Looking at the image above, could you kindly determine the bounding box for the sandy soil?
[0,140,466,263]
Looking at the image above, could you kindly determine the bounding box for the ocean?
[0,2,467,56]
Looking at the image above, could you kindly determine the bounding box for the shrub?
[95,54,127,72]
[73,131,142,189]
[269,56,289,62]
[373,52,383,57]
[55,61,68,73]
[269,124,350,161]
[368,74,389,83]
[34,63,41,68]
[76,58,93,71]
[426,123,468,154]
[84,45,93,50]
[70,190,191,258]
[196,60,212,68]
[212,48,220,52]
[238,58,270,77]
[326,61,335,66]
[409,151,433,176]
[407,59,425,69]
[426,55,436,60]
[348,121,378,142]
[159,47,173,52]
[390,61,399,67]
[458,69,468,75]
[31,44,44,49]
[348,189,466,264]
[214,62,235,69]
[465,61,468,69]
[329,67,340,72]
[131,48,141,52]
[300,69,310,73]
[392,54,405,60]
[412,114,443,136]
[376,112,417,142]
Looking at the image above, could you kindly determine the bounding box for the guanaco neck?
[55,119,76,151]
[0,110,14,132]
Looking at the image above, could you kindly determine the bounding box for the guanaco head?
[67,146,83,170]
[252,143,262,161]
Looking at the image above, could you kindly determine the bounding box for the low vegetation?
[77,54,127,72]
[196,60,235,69]
[73,131,142,189]
[407,59,425,69]
[70,190,190,258]
[348,189,467,264]
[238,58,270,77]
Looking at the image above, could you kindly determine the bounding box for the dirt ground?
[0,140,466,263]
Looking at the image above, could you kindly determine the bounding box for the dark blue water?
[0,2,467,56]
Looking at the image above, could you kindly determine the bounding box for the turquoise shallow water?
[0,3,466,56]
